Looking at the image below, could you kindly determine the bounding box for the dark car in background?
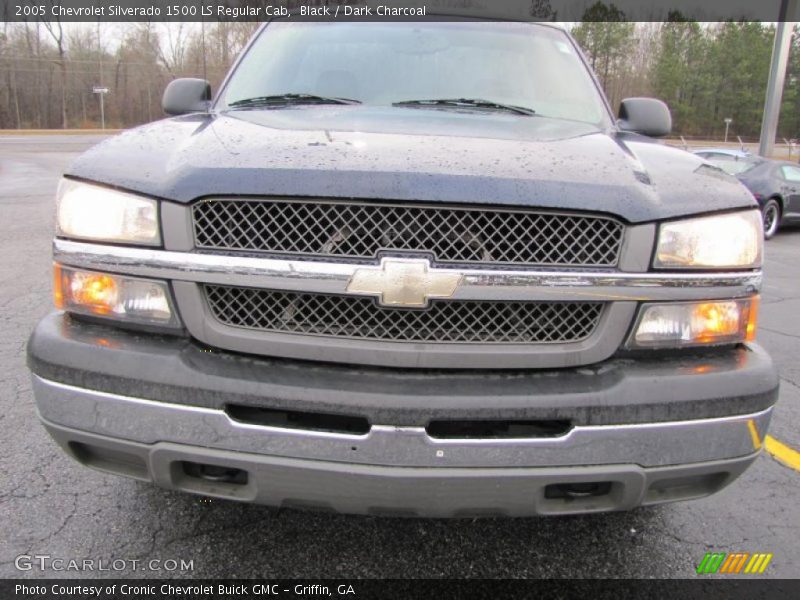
[694,149,800,239]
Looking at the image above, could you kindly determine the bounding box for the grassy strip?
[0,129,122,135]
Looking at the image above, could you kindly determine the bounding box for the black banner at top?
[1,0,798,23]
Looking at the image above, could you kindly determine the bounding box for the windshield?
[705,157,761,176]
[220,22,609,125]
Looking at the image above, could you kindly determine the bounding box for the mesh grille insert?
[204,286,604,345]
[193,199,624,267]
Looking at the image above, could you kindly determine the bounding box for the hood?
[66,105,756,224]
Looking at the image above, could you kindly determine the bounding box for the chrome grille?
[193,199,624,267]
[204,285,604,344]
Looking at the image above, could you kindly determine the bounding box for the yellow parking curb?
[765,435,800,472]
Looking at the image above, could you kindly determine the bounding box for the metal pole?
[724,121,730,143]
[97,23,104,130]
[201,19,207,82]
[759,0,798,157]
[97,22,102,85]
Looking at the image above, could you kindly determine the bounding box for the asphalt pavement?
[0,134,798,579]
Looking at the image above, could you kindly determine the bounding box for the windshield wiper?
[228,94,361,108]
[392,98,536,116]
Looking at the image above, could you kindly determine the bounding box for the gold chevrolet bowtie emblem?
[346,259,463,307]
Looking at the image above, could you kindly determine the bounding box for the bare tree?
[41,1,67,128]
[157,22,188,76]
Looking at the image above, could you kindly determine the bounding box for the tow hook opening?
[181,461,249,485]
[544,481,613,500]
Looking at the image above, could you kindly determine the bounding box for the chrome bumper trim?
[33,375,772,469]
[54,239,762,302]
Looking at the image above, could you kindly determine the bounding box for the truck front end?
[28,21,778,517]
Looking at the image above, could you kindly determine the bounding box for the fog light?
[54,264,180,328]
[69,272,119,315]
[628,297,758,349]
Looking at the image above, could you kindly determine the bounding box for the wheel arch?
[766,194,785,215]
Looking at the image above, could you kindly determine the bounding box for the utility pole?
[201,19,208,83]
[96,23,106,130]
[97,22,103,88]
[759,0,799,157]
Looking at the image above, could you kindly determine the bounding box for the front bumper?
[42,417,760,518]
[29,313,779,517]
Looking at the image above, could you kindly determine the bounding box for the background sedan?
[694,149,800,239]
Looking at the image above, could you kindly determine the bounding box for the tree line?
[1,7,798,141]
[0,21,258,129]
[571,9,800,141]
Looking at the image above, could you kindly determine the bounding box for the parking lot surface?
[0,134,798,579]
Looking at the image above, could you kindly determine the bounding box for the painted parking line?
[765,435,800,472]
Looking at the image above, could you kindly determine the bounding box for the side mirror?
[618,98,671,137]
[162,78,211,116]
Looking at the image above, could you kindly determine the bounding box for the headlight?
[654,210,762,269]
[627,297,758,349]
[56,179,160,245]
[54,264,180,329]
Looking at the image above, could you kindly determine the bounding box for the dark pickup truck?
[28,20,778,517]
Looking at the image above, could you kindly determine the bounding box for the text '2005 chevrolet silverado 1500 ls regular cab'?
[27,20,779,517]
